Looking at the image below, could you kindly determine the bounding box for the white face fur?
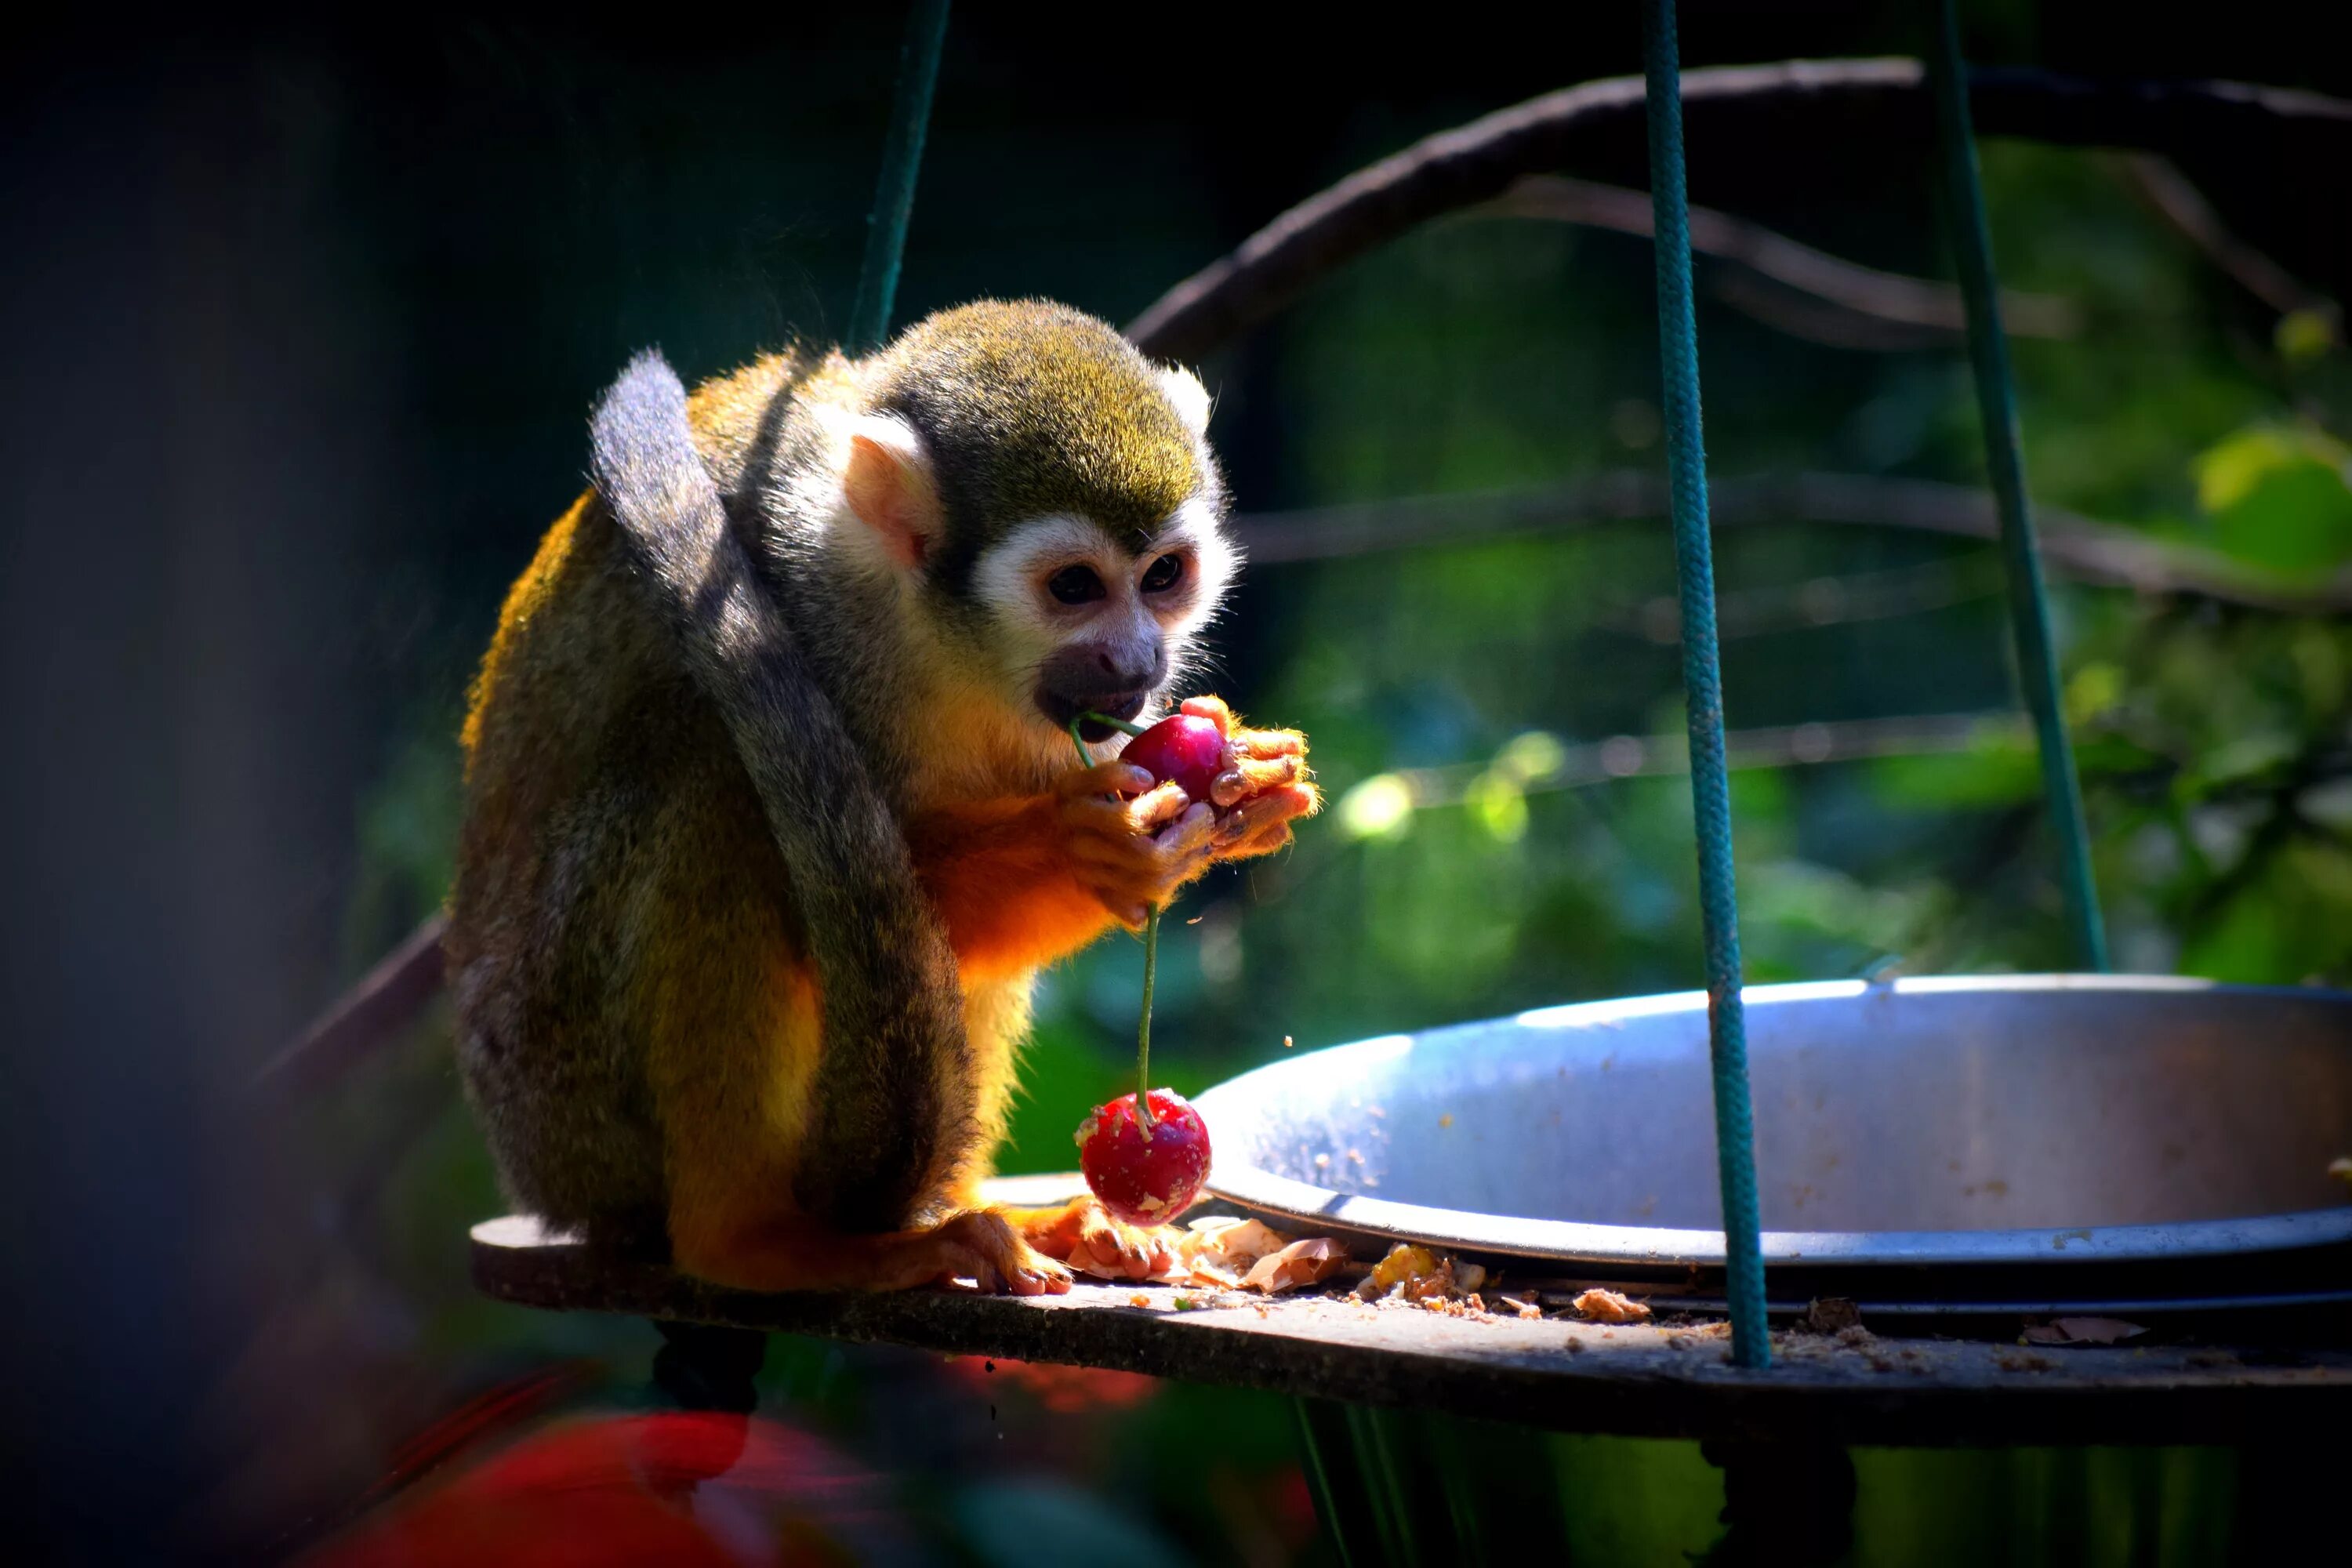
[967,494,1239,724]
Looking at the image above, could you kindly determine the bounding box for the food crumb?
[1995,1351,2056,1373]
[1439,1113,1454,1128]
[1283,1035,1295,1049]
[1129,1292,1152,1308]
[1803,1297,1863,1335]
[1499,1294,1544,1320]
[1571,1288,1653,1324]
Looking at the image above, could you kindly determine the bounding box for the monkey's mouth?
[1038,686,1151,742]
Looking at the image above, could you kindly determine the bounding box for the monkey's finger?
[1178,694,1235,735]
[1128,779,1193,833]
[1221,822,1297,862]
[1016,1257,1073,1296]
[1153,800,1219,858]
[1079,1229,1145,1279]
[1231,725,1306,761]
[1059,760,1156,801]
[1215,786,1319,849]
[1081,1210,1174,1279]
[1209,752,1302,809]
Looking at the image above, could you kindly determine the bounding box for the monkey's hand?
[1056,760,1221,927]
[1180,695,1321,862]
[1010,1196,1180,1282]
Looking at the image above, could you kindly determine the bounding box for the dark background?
[5,4,2349,1561]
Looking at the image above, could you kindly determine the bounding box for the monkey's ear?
[841,416,942,571]
[1158,366,1211,436]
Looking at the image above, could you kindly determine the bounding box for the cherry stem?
[1137,906,1160,1138]
[1069,711,1163,1140]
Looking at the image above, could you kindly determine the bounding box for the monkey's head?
[835,300,1235,744]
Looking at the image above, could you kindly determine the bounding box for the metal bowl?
[1193,976,2352,1310]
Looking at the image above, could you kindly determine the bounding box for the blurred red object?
[951,1355,1160,1414]
[303,1410,909,1566]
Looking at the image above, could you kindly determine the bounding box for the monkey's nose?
[1093,648,1161,691]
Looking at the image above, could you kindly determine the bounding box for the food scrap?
[1569,1288,1651,1324]
[1240,1238,1349,1294]
[2020,1316,2147,1347]
[1353,1243,1488,1306]
[1802,1297,1862,1335]
[1175,1218,1291,1286]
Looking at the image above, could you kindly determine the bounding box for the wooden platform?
[474,1210,2352,1448]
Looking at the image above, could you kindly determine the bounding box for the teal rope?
[847,0,952,354]
[1929,1,2109,972]
[1641,0,1770,1370]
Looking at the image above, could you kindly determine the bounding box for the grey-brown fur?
[588,350,971,1232]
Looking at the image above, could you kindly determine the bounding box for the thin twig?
[1229,470,2352,615]
[1376,711,2029,811]
[1591,554,2002,642]
[2122,154,2343,340]
[1473,174,2079,341]
[1127,60,2352,361]
[254,913,448,1098]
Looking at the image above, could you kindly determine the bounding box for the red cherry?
[1074,1089,1212,1227]
[1118,713,1225,805]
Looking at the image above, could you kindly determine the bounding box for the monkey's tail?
[588,350,975,1232]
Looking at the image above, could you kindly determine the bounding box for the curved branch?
[1230,470,2352,615]
[2122,154,2343,338]
[1127,60,2352,361]
[1474,175,2078,342]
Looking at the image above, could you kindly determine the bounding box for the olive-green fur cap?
[867,300,1211,594]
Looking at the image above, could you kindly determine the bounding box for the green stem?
[1068,711,1163,1138]
[1138,906,1160,1138]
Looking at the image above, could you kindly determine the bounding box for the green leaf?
[2192,424,2352,574]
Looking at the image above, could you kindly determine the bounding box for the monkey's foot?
[671,1208,1069,1296]
[927,1210,1073,1296]
[1010,1196,1180,1282]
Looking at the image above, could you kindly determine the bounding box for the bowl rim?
[1192,974,2352,1270]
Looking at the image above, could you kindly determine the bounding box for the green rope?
[1929,2,2110,972]
[1641,0,1770,1370]
[847,0,952,354]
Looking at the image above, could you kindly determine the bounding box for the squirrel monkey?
[446,300,1317,1295]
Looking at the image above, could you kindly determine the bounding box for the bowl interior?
[1194,978,2352,1235]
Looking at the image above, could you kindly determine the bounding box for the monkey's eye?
[1140,553,1185,593]
[1047,564,1107,604]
